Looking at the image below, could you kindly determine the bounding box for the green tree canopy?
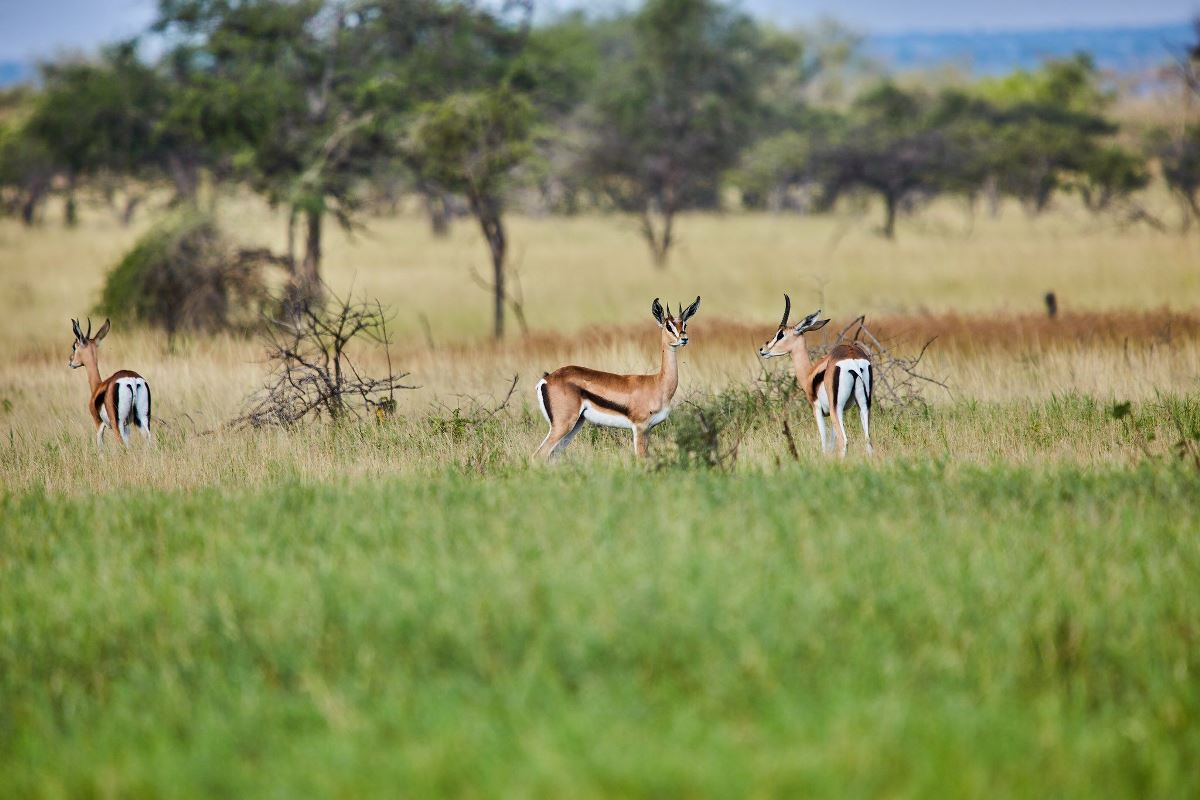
[405,88,534,338]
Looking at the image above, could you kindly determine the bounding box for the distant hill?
[0,20,1194,88]
[864,22,1194,75]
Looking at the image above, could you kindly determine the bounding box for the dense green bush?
[97,210,268,336]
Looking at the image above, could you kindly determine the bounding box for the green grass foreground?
[2,464,1198,797]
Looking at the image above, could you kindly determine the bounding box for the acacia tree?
[1151,127,1200,229]
[22,43,168,226]
[0,90,56,225]
[153,0,391,303]
[154,0,528,301]
[813,84,983,238]
[405,89,533,339]
[583,0,783,267]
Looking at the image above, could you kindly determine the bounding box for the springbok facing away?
[534,297,700,461]
[758,295,873,456]
[68,317,152,448]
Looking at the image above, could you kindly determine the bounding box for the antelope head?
[758,296,829,358]
[68,316,110,370]
[652,296,701,349]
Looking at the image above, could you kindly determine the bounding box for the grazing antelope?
[758,296,872,456]
[68,317,152,448]
[534,297,700,461]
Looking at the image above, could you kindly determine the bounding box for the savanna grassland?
[2,195,1200,797]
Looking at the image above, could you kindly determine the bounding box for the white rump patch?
[534,378,551,424]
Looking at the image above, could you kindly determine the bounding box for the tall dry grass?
[1,193,1198,493]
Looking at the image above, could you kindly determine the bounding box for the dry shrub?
[235,289,415,428]
[97,209,273,336]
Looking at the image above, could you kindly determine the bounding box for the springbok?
[758,295,873,456]
[68,317,152,448]
[534,297,700,461]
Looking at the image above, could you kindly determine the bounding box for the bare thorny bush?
[656,317,947,470]
[234,288,416,429]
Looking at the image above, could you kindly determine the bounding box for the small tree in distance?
[583,0,783,268]
[405,88,533,339]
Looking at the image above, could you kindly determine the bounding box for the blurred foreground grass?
[2,463,1198,797]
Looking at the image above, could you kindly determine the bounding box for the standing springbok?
[758,295,872,456]
[68,317,152,447]
[534,297,700,461]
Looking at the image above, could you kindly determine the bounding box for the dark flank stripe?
[145,383,152,426]
[830,365,841,418]
[540,381,553,425]
[811,371,827,416]
[580,388,631,418]
[865,365,873,411]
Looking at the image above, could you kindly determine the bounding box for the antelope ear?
[804,318,831,333]
[71,318,83,341]
[95,318,111,342]
[681,296,700,322]
[651,298,665,326]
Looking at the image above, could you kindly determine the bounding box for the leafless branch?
[233,286,416,428]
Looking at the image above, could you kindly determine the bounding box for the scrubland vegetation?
[3,0,1200,795]
[3,197,1200,796]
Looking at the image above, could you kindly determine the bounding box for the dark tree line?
[2,0,1199,335]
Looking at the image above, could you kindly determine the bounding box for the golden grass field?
[1,192,1199,493]
[4,191,1200,798]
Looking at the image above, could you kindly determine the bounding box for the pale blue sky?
[0,0,1196,60]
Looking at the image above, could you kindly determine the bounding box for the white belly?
[647,406,671,428]
[582,404,634,429]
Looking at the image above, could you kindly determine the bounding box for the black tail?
[139,383,153,428]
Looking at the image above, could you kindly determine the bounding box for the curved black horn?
[85,317,92,339]
[780,294,791,328]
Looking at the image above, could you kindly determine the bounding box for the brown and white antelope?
[534,297,700,461]
[68,317,152,448]
[758,296,873,456]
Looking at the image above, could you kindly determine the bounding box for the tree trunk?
[299,208,322,297]
[1185,190,1200,233]
[469,191,506,339]
[882,192,897,239]
[640,206,675,269]
[423,188,451,238]
[20,184,44,226]
[286,207,298,270]
[63,176,78,227]
[167,153,198,205]
[983,174,1001,218]
[120,194,142,226]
